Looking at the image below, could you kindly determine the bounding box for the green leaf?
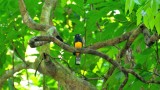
[143,14,150,29]
[61,0,67,7]
[74,0,84,7]
[87,0,104,4]
[54,7,65,21]
[141,48,154,56]
[125,0,135,14]
[114,14,128,21]
[155,13,160,34]
[146,8,155,30]
[6,30,18,42]
[0,49,7,69]
[86,10,100,31]
[149,18,155,30]
[14,41,26,61]
[136,7,143,25]
[69,4,83,16]
[129,0,135,14]
[134,0,141,5]
[150,84,160,90]
[125,0,130,14]
[73,21,84,34]
[150,0,159,15]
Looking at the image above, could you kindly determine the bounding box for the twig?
[50,56,72,71]
[12,42,28,65]
[26,69,30,87]
[119,73,128,90]
[119,25,143,58]
[126,69,160,84]
[102,66,116,89]
[35,58,44,76]
[43,75,46,90]
[0,63,31,88]
[135,67,160,77]
[11,42,15,89]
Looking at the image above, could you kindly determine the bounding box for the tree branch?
[142,28,160,47]
[18,0,49,31]
[119,24,144,58]
[40,0,57,25]
[18,0,59,37]
[127,69,160,84]
[88,31,133,49]
[0,63,34,88]
[28,36,124,73]
[102,66,116,89]
[119,73,128,90]
[41,53,97,90]
[102,24,144,88]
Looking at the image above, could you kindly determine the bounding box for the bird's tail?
[75,53,81,65]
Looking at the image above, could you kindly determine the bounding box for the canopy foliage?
[0,0,160,90]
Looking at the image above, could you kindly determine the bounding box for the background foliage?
[0,0,160,89]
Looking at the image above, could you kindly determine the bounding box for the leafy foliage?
[0,0,160,90]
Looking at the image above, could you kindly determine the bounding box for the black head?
[74,34,82,42]
[75,34,80,38]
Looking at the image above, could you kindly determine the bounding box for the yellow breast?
[75,42,82,48]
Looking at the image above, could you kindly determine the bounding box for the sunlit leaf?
[61,0,67,7]
[136,7,143,25]
[143,14,150,29]
[155,13,160,34]
[125,0,135,14]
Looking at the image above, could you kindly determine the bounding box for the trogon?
[73,34,83,65]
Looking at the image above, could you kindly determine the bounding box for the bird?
[73,34,83,65]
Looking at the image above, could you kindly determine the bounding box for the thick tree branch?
[148,34,159,46]
[18,0,59,37]
[142,28,160,47]
[28,36,124,72]
[18,0,49,31]
[38,0,59,89]
[40,0,57,25]
[41,53,97,90]
[88,31,133,49]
